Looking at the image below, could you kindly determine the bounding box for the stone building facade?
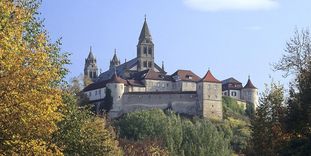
[83,18,258,120]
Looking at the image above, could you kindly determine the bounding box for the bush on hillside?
[115,109,232,156]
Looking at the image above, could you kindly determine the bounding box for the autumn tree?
[0,0,68,154]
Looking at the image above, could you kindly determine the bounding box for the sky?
[40,0,311,92]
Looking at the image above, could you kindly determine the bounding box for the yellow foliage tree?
[0,0,67,155]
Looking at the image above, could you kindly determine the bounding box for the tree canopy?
[0,0,68,154]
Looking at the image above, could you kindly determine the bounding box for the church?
[82,18,258,120]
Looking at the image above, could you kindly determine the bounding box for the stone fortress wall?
[121,92,198,115]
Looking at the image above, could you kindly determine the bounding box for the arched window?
[144,47,147,54]
[148,48,152,55]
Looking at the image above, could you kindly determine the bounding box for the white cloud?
[183,0,279,11]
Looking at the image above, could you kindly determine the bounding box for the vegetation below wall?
[113,96,253,155]
[115,109,232,156]
[221,97,252,154]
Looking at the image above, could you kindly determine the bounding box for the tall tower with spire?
[137,16,154,71]
[84,46,98,82]
[110,49,121,70]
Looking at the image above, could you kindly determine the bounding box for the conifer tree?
[100,88,113,113]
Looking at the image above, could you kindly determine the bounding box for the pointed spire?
[87,46,95,59]
[244,75,257,89]
[112,49,119,63]
[138,16,152,43]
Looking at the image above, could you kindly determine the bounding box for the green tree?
[100,88,113,113]
[250,82,286,156]
[116,109,232,156]
[273,28,311,155]
[53,93,122,156]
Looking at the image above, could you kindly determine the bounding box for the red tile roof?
[108,73,127,84]
[171,70,201,82]
[199,70,221,83]
[244,79,257,89]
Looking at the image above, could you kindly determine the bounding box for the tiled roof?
[144,69,173,81]
[96,58,165,82]
[244,79,257,89]
[127,79,145,87]
[83,79,109,92]
[222,77,242,84]
[171,70,201,82]
[199,70,221,83]
[129,69,173,81]
[108,74,127,84]
[96,58,138,81]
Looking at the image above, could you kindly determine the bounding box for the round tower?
[106,73,126,117]
[241,76,259,109]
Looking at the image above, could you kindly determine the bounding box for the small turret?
[84,46,98,82]
[241,76,259,109]
[197,70,223,120]
[106,72,126,118]
[109,49,121,70]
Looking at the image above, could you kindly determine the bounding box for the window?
[148,48,152,54]
[144,47,147,54]
[143,61,147,67]
[99,90,101,94]
[89,71,92,78]
[89,92,91,97]
[95,90,97,95]
[148,62,152,67]
[231,91,237,96]
[224,92,227,96]
[93,72,96,78]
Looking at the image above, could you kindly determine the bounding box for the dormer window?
[186,75,192,80]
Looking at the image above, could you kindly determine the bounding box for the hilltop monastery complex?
[82,18,259,120]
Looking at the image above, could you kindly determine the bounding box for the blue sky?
[40,0,311,92]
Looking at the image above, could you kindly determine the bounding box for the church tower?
[110,49,121,70]
[137,17,154,71]
[84,46,98,82]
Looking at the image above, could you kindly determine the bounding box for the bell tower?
[84,46,98,82]
[137,16,154,71]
